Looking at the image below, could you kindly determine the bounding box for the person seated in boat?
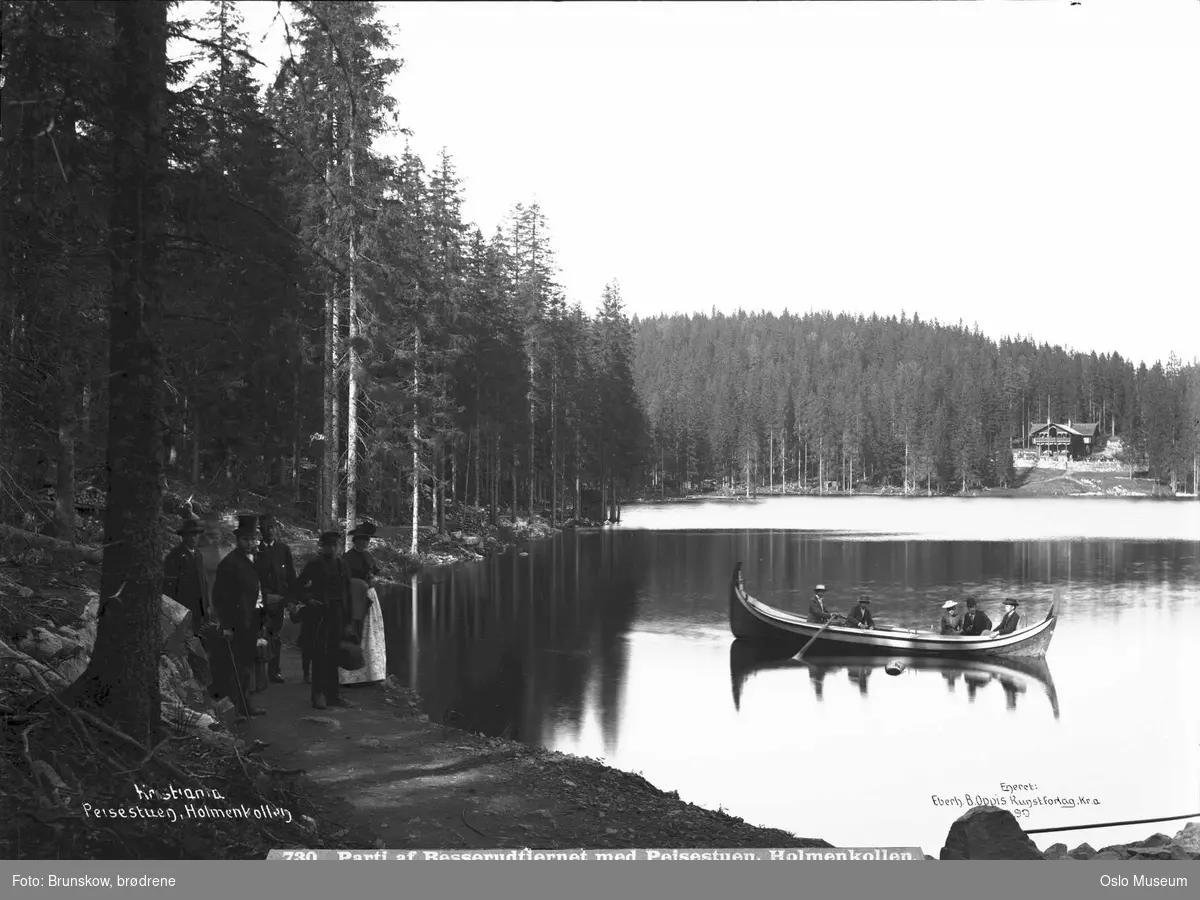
[994,599,1022,635]
[808,584,834,623]
[939,600,962,634]
[961,597,992,636]
[846,596,875,630]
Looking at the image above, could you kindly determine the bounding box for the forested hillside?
[3,0,1195,564]
[633,311,1200,495]
[1,0,647,548]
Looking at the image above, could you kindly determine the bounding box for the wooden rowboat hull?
[729,562,1058,659]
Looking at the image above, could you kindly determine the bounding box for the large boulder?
[160,594,192,656]
[185,635,210,686]
[1174,821,1200,854]
[939,806,1045,860]
[1042,843,1068,859]
[1067,842,1096,860]
[18,627,64,662]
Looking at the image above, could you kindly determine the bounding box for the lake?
[379,496,1200,857]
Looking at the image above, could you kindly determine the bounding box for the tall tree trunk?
[191,404,200,484]
[511,447,518,524]
[411,327,421,555]
[550,380,558,526]
[69,0,168,743]
[329,281,340,530]
[292,364,301,502]
[528,360,535,520]
[434,441,444,535]
[55,368,77,541]
[345,123,360,545]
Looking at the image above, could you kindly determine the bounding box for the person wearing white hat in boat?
[939,599,962,635]
[808,584,836,624]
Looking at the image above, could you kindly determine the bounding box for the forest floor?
[238,642,834,856]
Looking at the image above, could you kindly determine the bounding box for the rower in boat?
[808,584,834,623]
[846,596,875,630]
[939,600,962,634]
[994,599,1021,635]
[961,597,992,636]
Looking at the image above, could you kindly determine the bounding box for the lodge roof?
[1029,421,1100,437]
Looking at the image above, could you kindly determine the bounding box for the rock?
[18,585,34,598]
[32,760,68,791]
[939,806,1045,860]
[186,636,210,686]
[58,594,99,655]
[1068,842,1096,860]
[1043,843,1068,859]
[160,595,192,656]
[19,627,64,662]
[462,535,481,547]
[1129,832,1174,849]
[1128,846,1191,861]
[1173,821,1200,853]
[1091,851,1122,860]
[300,716,342,730]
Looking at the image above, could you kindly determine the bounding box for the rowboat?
[729,562,1058,658]
[728,639,1060,718]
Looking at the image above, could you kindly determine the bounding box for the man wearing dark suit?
[163,518,209,625]
[995,599,1022,636]
[212,514,267,719]
[256,514,296,684]
[961,597,993,636]
[296,531,354,711]
[808,583,834,624]
[846,596,875,630]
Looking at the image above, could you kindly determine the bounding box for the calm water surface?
[381,497,1200,855]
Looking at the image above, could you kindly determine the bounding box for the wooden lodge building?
[1025,420,1105,459]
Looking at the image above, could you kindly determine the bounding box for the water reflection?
[376,515,1195,854]
[728,639,1061,718]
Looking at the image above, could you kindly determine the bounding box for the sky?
[201,0,1200,368]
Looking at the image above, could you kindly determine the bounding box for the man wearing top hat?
[163,517,210,626]
[960,597,992,636]
[845,595,876,630]
[939,599,962,635]
[296,531,354,710]
[212,514,268,719]
[808,584,834,624]
[256,514,296,684]
[994,599,1021,636]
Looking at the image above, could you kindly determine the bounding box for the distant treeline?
[632,311,1200,494]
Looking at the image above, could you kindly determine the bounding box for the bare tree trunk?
[511,447,518,524]
[549,383,555,526]
[69,0,168,743]
[344,112,360,544]
[54,368,77,541]
[411,327,420,555]
[191,404,201,484]
[528,360,535,521]
[292,365,301,502]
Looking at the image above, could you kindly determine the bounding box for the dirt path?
[240,641,833,852]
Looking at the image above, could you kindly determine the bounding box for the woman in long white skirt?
[340,577,386,684]
[340,522,387,685]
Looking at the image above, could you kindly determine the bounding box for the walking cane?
[225,633,252,720]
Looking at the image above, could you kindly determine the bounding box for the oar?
[795,616,840,662]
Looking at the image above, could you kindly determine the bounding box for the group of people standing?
[161,512,389,719]
[805,583,1024,637]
